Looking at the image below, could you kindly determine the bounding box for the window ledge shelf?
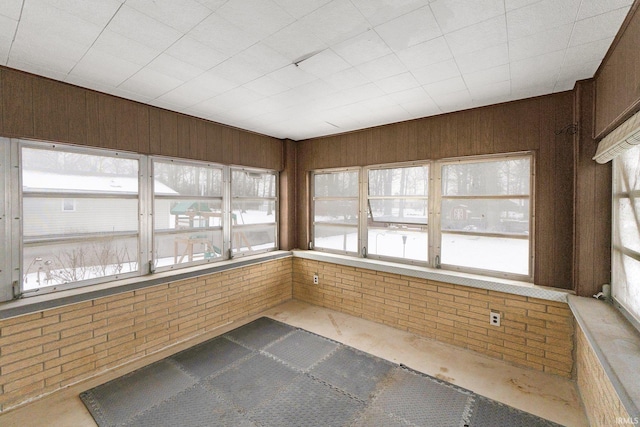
[0,251,292,320]
[569,295,640,419]
[292,250,572,303]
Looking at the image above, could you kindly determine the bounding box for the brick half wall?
[0,257,292,412]
[293,258,574,377]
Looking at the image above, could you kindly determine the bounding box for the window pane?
[617,147,640,192]
[232,170,276,197]
[23,237,138,290]
[154,161,222,197]
[368,166,428,196]
[441,233,529,275]
[441,199,530,234]
[22,148,138,194]
[154,230,223,268]
[314,171,359,197]
[155,200,222,231]
[442,159,530,196]
[314,225,358,252]
[232,225,277,253]
[314,200,358,224]
[369,199,428,224]
[368,227,427,262]
[612,251,640,324]
[618,197,640,253]
[23,197,138,237]
[232,200,276,225]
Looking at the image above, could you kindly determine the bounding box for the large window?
[367,164,429,263]
[438,156,532,276]
[311,154,533,280]
[152,159,224,270]
[312,170,359,254]
[613,144,640,327]
[231,168,278,256]
[0,138,278,300]
[21,144,141,291]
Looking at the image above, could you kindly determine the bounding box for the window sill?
[569,295,640,419]
[292,250,572,303]
[0,251,292,320]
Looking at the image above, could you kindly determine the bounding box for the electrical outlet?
[489,311,501,327]
[313,274,319,285]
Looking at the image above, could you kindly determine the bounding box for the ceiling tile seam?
[504,0,513,98]
[552,0,585,92]
[433,3,506,36]
[6,0,26,64]
[433,17,469,105]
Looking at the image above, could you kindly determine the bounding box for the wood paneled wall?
[279,139,297,250]
[573,80,612,297]
[296,93,576,289]
[594,1,640,137]
[0,67,283,170]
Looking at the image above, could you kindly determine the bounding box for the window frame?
[364,161,431,266]
[18,140,145,295]
[230,166,279,258]
[612,144,640,331]
[310,167,361,256]
[309,152,535,281]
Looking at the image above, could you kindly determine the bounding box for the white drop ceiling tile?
[350,0,426,27]
[208,86,264,111]
[92,30,160,66]
[194,0,227,12]
[147,54,204,82]
[323,68,370,91]
[557,60,600,82]
[6,58,70,81]
[505,0,543,12]
[374,6,442,51]
[506,0,581,39]
[231,97,283,118]
[445,15,507,56]
[388,86,430,104]
[0,15,17,42]
[294,79,337,102]
[126,0,211,33]
[412,59,460,86]
[431,0,504,33]
[119,67,183,99]
[334,30,393,67]
[243,75,290,97]
[356,54,407,82]
[577,0,632,20]
[110,87,154,104]
[0,0,23,20]
[375,72,421,94]
[10,32,85,73]
[508,24,572,62]
[455,43,509,74]
[510,50,564,82]
[64,74,117,95]
[188,13,261,56]
[511,83,554,99]
[69,49,142,87]
[297,49,350,78]
[269,64,318,88]
[107,5,183,51]
[424,75,467,96]
[148,98,186,111]
[210,58,265,86]
[272,0,331,19]
[463,63,510,87]
[468,79,511,99]
[570,7,629,47]
[164,36,228,70]
[299,0,370,45]
[156,83,213,107]
[430,88,474,112]
[341,82,386,104]
[38,0,121,27]
[553,79,577,92]
[397,37,453,69]
[263,21,328,62]
[236,43,291,75]
[217,0,294,39]
[564,37,613,65]
[21,0,103,48]
[510,73,556,92]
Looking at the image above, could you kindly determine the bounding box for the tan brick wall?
[293,258,574,377]
[0,257,292,412]
[576,326,632,426]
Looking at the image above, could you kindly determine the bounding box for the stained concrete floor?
[0,300,588,426]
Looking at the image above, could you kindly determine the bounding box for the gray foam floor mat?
[80,317,565,427]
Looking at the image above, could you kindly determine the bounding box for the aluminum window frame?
[230,166,279,258]
[151,156,227,272]
[18,139,145,296]
[310,167,361,256]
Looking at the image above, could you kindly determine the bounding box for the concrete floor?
[0,300,588,426]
